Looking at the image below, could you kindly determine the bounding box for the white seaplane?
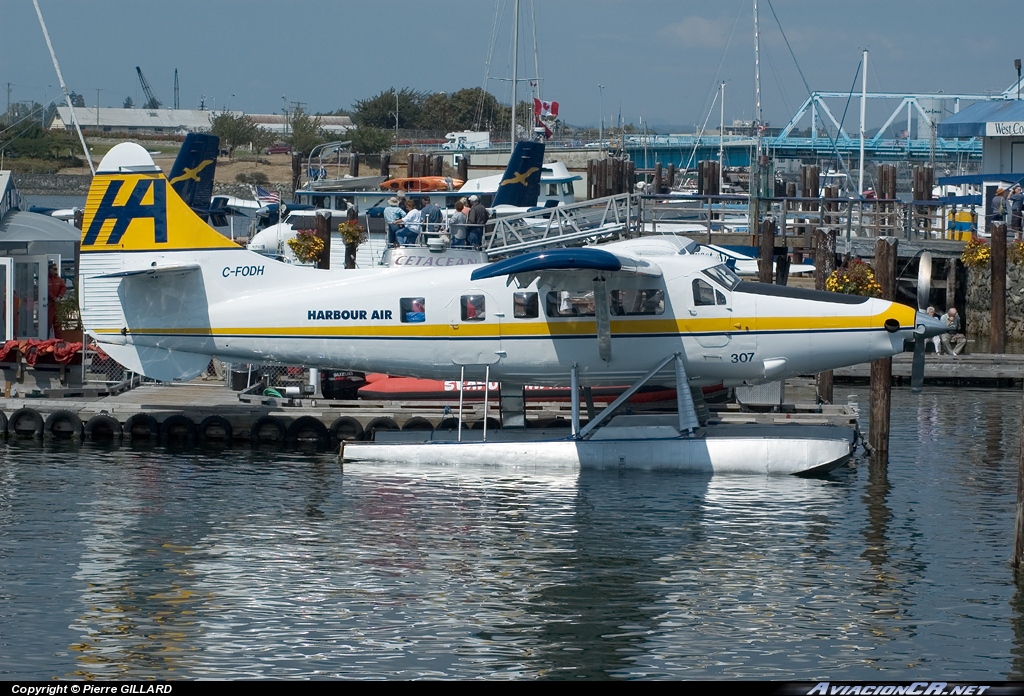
[79,143,943,475]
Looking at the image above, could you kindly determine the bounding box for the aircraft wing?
[470,248,662,287]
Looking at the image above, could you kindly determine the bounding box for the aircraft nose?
[915,311,946,338]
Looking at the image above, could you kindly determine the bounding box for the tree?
[68,92,85,108]
[351,88,425,129]
[446,87,505,131]
[349,126,394,155]
[123,96,134,109]
[250,127,276,161]
[210,111,257,158]
[420,92,454,131]
[288,107,326,157]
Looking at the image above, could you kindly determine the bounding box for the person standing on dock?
[47,262,66,340]
[990,188,1008,229]
[1010,186,1023,240]
[940,307,967,355]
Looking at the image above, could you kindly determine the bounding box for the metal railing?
[483,193,638,257]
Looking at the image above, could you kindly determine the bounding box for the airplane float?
[79,143,944,475]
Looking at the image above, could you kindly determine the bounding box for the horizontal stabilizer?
[92,341,211,382]
[96,263,201,279]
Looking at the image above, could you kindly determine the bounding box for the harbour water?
[2,384,1024,680]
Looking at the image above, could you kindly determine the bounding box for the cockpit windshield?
[702,263,741,290]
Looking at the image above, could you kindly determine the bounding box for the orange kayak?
[380,177,465,192]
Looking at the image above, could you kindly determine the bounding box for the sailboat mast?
[749,0,762,227]
[511,0,519,147]
[719,81,725,194]
[859,49,868,197]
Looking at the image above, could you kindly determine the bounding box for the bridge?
[623,91,1007,169]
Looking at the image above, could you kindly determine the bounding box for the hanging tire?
[124,413,160,442]
[363,416,399,441]
[470,417,502,431]
[435,417,463,431]
[161,414,197,447]
[0,410,8,439]
[328,416,364,443]
[286,416,329,449]
[250,415,287,447]
[401,416,434,431]
[44,410,83,441]
[8,408,43,439]
[198,416,233,446]
[84,414,123,442]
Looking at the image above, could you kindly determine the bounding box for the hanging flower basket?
[287,230,324,264]
[961,237,990,268]
[338,221,367,248]
[825,258,882,297]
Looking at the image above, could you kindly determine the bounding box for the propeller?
[910,252,933,392]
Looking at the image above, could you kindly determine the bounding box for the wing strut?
[576,353,700,440]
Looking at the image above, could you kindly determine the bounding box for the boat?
[380,176,464,193]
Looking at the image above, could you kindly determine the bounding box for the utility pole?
[95,88,101,128]
[598,84,604,146]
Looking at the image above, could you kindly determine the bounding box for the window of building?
[401,297,425,323]
[461,294,486,321]
[513,292,538,318]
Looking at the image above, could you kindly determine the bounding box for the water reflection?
[0,386,1022,679]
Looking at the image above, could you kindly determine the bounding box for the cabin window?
[290,215,317,231]
[513,292,538,318]
[702,263,741,290]
[312,195,329,208]
[546,290,595,317]
[693,279,726,306]
[546,183,559,197]
[610,289,665,315]
[461,294,486,321]
[401,297,425,323]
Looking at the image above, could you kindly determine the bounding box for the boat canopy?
[936,100,1024,138]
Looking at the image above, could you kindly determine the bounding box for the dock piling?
[992,222,1008,354]
[758,219,775,284]
[814,228,837,403]
[869,236,898,456]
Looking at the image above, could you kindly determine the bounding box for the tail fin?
[81,142,239,253]
[168,132,220,216]
[492,140,545,207]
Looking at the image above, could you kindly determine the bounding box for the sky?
[0,0,1020,133]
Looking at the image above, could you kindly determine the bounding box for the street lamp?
[598,84,604,145]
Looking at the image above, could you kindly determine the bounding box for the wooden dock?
[832,352,1024,386]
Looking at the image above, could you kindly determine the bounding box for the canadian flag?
[534,98,559,119]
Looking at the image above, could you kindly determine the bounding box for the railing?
[483,193,638,257]
[635,193,978,248]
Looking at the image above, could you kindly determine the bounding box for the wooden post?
[665,163,675,194]
[947,257,959,316]
[380,153,391,178]
[349,152,360,177]
[814,228,838,403]
[1014,385,1024,570]
[315,210,331,271]
[869,236,898,456]
[758,219,775,283]
[653,162,662,195]
[992,222,1007,354]
[291,153,301,195]
[457,154,469,183]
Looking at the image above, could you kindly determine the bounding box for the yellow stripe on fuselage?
[93,303,915,339]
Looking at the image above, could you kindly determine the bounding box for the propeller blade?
[917,251,932,311]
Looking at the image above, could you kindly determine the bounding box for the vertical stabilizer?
[168,132,220,215]
[492,141,545,207]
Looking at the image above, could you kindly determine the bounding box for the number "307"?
[730,352,755,363]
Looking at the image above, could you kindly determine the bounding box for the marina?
[3,0,1024,682]
[1,384,1022,680]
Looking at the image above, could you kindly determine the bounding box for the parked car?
[265,144,292,155]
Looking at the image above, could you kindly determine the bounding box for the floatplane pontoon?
[78,143,945,475]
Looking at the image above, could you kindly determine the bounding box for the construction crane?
[135,66,162,109]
